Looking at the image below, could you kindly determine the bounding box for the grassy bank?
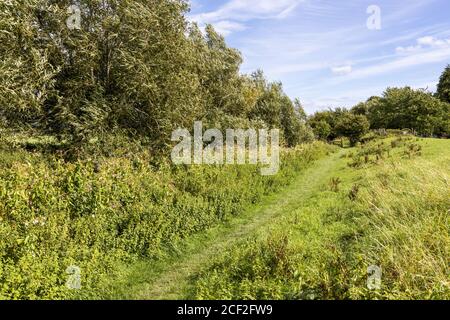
[190,137,450,300]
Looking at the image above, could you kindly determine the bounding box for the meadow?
[189,136,450,300]
[0,129,448,300]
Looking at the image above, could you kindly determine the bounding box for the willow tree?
[1,0,310,151]
[0,0,57,126]
[0,1,203,145]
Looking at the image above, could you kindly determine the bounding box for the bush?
[335,114,370,147]
[366,87,449,137]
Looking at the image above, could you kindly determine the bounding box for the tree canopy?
[335,113,370,146]
[1,1,448,155]
[0,0,311,152]
[354,87,449,137]
[437,65,450,104]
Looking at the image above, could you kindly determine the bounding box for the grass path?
[109,149,347,300]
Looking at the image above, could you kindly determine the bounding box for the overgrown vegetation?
[437,65,450,104]
[191,138,450,300]
[308,66,450,144]
[0,138,333,299]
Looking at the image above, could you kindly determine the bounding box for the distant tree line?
[308,65,450,145]
[0,0,313,153]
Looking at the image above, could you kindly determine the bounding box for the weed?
[329,177,342,192]
[348,184,360,201]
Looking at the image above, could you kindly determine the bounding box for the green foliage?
[348,66,450,138]
[194,231,297,300]
[308,110,369,146]
[329,177,342,192]
[351,102,370,116]
[294,99,308,123]
[358,87,449,137]
[310,120,332,141]
[191,138,450,300]
[280,97,314,147]
[0,1,312,152]
[0,0,58,126]
[335,113,370,146]
[0,138,332,299]
[437,64,450,103]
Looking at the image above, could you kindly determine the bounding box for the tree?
[335,114,370,146]
[351,102,369,116]
[0,0,58,126]
[280,96,300,147]
[201,24,247,123]
[310,120,332,141]
[0,0,315,152]
[294,99,308,123]
[364,96,384,129]
[292,99,315,144]
[307,109,345,141]
[0,0,202,146]
[249,72,283,129]
[363,87,449,136]
[279,96,315,146]
[437,65,450,103]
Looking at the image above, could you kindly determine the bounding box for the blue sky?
[188,0,450,114]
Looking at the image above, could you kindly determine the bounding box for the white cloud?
[189,0,302,35]
[211,20,247,36]
[297,34,450,93]
[188,0,448,114]
[416,36,449,46]
[396,45,420,54]
[396,36,450,54]
[331,35,450,82]
[346,46,450,80]
[331,65,352,76]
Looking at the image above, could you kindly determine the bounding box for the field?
[2,133,447,300]
[105,136,449,300]
[188,137,450,300]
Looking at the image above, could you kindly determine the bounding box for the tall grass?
[191,139,450,300]
[350,160,449,299]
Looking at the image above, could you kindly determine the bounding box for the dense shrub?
[335,114,370,146]
[437,65,450,104]
[355,87,450,137]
